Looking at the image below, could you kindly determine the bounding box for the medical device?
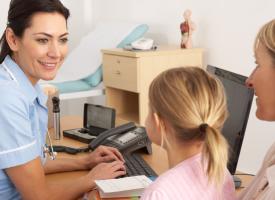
[52,97,61,140]
[44,131,57,160]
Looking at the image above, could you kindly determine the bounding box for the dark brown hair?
[0,0,70,63]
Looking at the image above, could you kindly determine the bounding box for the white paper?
[95,175,152,195]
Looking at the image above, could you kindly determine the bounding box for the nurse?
[0,0,125,199]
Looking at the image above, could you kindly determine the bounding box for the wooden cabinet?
[103,54,139,92]
[102,46,204,125]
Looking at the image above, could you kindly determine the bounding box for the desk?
[46,116,253,199]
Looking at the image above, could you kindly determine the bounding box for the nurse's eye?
[36,38,48,44]
[59,38,68,44]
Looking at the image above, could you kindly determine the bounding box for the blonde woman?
[141,67,236,200]
[239,19,275,200]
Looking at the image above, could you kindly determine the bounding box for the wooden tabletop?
[46,116,253,199]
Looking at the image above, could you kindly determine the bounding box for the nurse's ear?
[5,28,20,52]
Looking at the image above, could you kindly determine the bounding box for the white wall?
[61,0,94,51]
[1,0,275,174]
[0,1,9,35]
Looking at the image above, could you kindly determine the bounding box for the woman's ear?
[153,113,166,132]
[153,113,172,148]
[5,28,20,51]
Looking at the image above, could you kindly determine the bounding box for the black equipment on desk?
[123,153,157,178]
[89,122,152,155]
[63,104,116,143]
[88,123,155,177]
[207,65,254,188]
[54,121,156,178]
[52,145,89,154]
[61,121,152,155]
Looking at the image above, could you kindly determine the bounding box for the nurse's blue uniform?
[0,56,48,199]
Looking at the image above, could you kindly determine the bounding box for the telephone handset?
[89,122,136,150]
[89,122,152,155]
[53,122,152,155]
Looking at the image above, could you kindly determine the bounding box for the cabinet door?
[103,54,139,92]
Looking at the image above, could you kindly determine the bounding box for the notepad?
[95,175,153,198]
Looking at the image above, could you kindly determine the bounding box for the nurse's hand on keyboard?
[84,161,126,189]
[82,145,125,170]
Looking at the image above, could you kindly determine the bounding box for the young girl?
[141,67,236,200]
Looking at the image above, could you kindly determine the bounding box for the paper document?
[95,175,152,198]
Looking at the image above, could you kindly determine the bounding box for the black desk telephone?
[55,122,152,155]
[89,122,152,155]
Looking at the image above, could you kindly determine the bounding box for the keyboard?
[123,153,158,178]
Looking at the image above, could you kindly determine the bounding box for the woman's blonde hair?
[149,67,229,185]
[255,19,275,63]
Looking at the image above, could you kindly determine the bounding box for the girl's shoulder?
[146,154,204,190]
[142,161,235,200]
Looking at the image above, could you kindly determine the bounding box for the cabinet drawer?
[103,54,139,92]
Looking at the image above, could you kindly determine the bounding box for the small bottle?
[52,97,61,140]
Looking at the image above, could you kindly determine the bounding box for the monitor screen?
[84,104,115,130]
[207,65,254,174]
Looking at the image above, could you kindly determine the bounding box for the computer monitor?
[207,65,254,175]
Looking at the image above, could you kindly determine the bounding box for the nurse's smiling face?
[6,12,69,85]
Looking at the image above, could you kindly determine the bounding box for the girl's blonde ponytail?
[203,126,229,185]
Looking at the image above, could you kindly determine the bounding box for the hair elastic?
[199,123,208,134]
